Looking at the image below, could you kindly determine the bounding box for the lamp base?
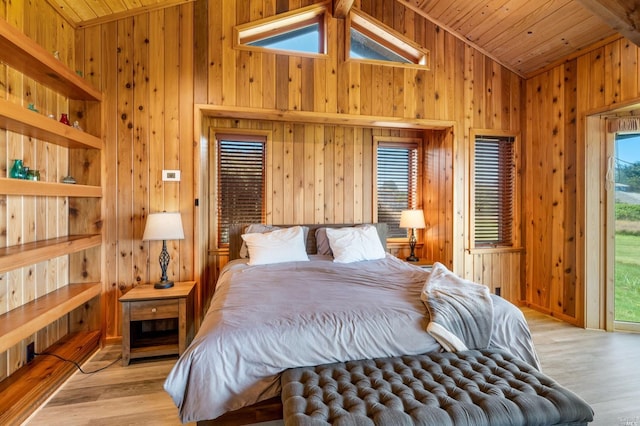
[154,280,174,289]
[406,229,419,262]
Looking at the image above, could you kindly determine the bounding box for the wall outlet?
[27,342,35,363]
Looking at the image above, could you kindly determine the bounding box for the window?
[247,23,321,54]
[350,27,411,64]
[347,9,429,67]
[471,133,517,247]
[216,134,266,246]
[235,3,327,56]
[376,139,420,238]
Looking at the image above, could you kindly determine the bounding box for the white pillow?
[239,224,281,258]
[241,226,309,265]
[325,225,386,263]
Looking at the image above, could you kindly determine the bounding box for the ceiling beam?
[75,0,196,28]
[333,0,355,19]
[575,0,640,46]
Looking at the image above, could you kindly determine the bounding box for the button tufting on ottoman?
[281,349,593,426]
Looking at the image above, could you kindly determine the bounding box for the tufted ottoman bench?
[281,349,593,426]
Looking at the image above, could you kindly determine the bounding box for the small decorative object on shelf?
[73,121,83,131]
[53,50,60,60]
[9,159,25,179]
[48,114,55,119]
[27,103,38,112]
[59,113,70,125]
[76,70,83,77]
[62,175,76,184]
[26,169,40,181]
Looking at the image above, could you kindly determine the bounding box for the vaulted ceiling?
[46,0,639,78]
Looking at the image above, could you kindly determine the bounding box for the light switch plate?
[162,170,181,181]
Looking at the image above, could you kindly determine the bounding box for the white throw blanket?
[421,262,494,352]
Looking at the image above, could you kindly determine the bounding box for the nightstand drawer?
[130,299,179,321]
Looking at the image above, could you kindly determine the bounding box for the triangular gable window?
[350,28,411,64]
[347,9,429,68]
[248,23,320,54]
[235,3,327,57]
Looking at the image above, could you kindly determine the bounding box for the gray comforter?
[164,254,539,423]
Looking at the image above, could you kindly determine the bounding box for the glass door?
[613,133,640,331]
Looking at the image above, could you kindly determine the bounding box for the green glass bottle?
[9,159,24,179]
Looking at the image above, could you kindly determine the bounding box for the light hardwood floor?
[25,308,640,426]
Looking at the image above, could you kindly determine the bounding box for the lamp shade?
[399,209,426,229]
[142,212,185,241]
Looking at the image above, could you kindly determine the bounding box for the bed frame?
[196,397,282,425]
[228,223,388,260]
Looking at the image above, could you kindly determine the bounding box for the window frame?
[469,129,521,252]
[234,2,329,59]
[346,9,430,69]
[373,136,423,242]
[210,129,271,250]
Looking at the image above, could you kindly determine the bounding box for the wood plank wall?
[524,37,640,326]
[0,1,76,380]
[1,0,525,351]
[68,0,523,340]
[202,119,427,296]
[206,121,389,235]
[75,5,195,341]
[197,0,523,308]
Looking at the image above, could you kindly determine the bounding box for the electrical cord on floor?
[33,351,122,374]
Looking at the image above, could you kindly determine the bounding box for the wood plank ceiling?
[43,0,196,28]
[45,0,633,78]
[404,0,619,77]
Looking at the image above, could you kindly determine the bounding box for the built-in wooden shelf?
[130,339,181,359]
[0,19,101,101]
[0,178,101,197]
[0,17,104,424]
[0,330,101,425]
[197,103,457,130]
[0,234,102,274]
[0,282,101,353]
[0,99,102,149]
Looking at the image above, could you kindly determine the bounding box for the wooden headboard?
[228,223,388,260]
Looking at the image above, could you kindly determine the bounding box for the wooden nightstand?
[404,259,433,270]
[120,280,196,365]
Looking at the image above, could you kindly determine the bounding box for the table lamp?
[143,212,185,289]
[400,209,426,262]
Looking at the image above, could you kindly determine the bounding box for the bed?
[163,223,540,424]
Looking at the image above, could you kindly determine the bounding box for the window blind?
[474,135,515,246]
[218,138,266,245]
[377,144,418,238]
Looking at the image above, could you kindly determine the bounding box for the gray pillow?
[315,227,333,256]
